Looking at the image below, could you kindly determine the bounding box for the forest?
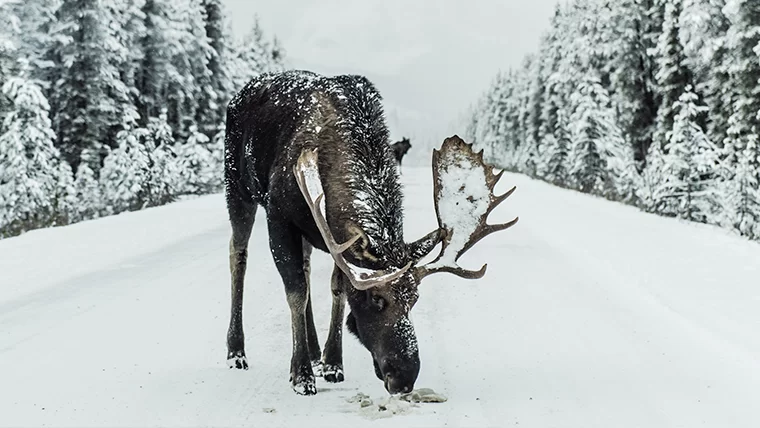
[0,0,284,238]
[467,0,760,241]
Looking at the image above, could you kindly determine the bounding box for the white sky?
[222,0,558,149]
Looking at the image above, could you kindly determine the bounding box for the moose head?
[295,135,518,394]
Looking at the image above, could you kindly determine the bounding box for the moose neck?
[314,120,406,269]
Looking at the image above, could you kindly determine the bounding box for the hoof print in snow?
[322,364,344,383]
[311,360,324,377]
[227,352,248,370]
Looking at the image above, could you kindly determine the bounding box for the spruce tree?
[72,164,102,222]
[600,0,659,167]
[197,0,229,136]
[47,0,135,170]
[722,0,760,156]
[653,0,693,152]
[0,66,61,236]
[659,86,720,221]
[145,111,182,206]
[53,161,76,226]
[100,124,151,214]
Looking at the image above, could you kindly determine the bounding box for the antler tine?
[294,148,412,290]
[487,185,518,216]
[488,169,505,190]
[414,262,487,282]
[458,216,519,258]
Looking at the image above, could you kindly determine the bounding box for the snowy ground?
[2,166,760,427]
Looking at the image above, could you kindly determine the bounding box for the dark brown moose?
[223,70,518,395]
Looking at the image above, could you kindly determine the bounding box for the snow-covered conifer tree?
[0,65,61,236]
[72,164,102,223]
[658,86,720,221]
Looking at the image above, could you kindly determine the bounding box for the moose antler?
[413,136,518,282]
[293,148,412,290]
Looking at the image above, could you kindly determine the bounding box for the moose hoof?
[322,364,344,383]
[311,360,324,377]
[291,375,317,396]
[227,351,248,370]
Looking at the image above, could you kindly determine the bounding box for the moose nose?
[379,358,417,394]
[383,373,414,394]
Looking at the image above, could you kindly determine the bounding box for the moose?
[223,70,518,396]
[390,137,412,166]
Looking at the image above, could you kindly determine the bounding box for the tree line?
[0,0,284,238]
[467,0,760,241]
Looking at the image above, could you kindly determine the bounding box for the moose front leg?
[322,265,347,383]
[268,218,317,395]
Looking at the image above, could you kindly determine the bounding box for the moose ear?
[407,228,444,264]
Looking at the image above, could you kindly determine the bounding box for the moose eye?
[370,294,386,311]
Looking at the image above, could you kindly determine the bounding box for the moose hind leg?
[302,240,323,376]
[226,195,257,370]
[269,219,316,395]
[322,265,346,383]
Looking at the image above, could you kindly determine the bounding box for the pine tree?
[137,0,172,124]
[107,0,146,123]
[526,52,545,169]
[46,0,135,170]
[0,65,61,236]
[144,111,182,206]
[538,8,564,149]
[197,0,228,136]
[653,0,693,152]
[232,15,285,91]
[52,161,76,226]
[568,83,606,194]
[720,138,760,239]
[543,107,572,187]
[603,0,660,168]
[659,86,720,221]
[722,0,760,157]
[211,126,225,189]
[639,137,669,212]
[100,124,151,214]
[703,3,732,147]
[491,71,521,170]
[179,0,214,140]
[567,76,633,198]
[138,0,198,138]
[176,125,224,195]
[72,164,102,222]
[5,0,61,85]
[515,56,538,176]
[472,72,511,165]
[0,1,20,125]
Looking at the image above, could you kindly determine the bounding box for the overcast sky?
[222,0,558,150]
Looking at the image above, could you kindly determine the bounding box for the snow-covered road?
[2,167,759,427]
